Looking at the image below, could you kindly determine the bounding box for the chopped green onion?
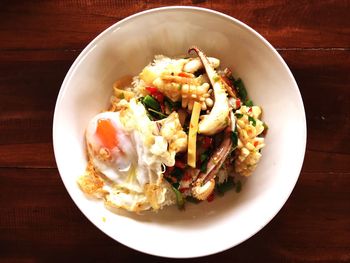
[143,95,160,111]
[178,84,182,90]
[245,99,254,107]
[231,131,238,148]
[233,78,248,102]
[235,113,243,118]
[235,180,242,193]
[216,177,235,196]
[172,186,185,209]
[145,111,154,120]
[263,122,269,131]
[200,158,208,173]
[248,116,256,126]
[186,196,201,204]
[148,108,167,119]
[174,101,182,109]
[118,93,125,99]
[164,100,172,113]
[200,152,208,162]
[171,167,183,180]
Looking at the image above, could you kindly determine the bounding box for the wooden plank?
[0,1,349,50]
[279,49,350,155]
[0,168,349,262]
[0,143,55,168]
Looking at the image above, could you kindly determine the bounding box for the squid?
[188,47,230,135]
[191,126,233,200]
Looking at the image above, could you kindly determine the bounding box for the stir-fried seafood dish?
[78,47,267,212]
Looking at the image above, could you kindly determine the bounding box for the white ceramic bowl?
[53,6,306,258]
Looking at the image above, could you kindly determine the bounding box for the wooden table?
[1,1,349,262]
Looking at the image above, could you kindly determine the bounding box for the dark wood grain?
[0,1,349,262]
[0,168,349,262]
[0,0,349,50]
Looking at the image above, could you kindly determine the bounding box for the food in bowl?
[78,46,267,212]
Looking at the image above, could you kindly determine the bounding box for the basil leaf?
[200,159,208,173]
[172,186,185,209]
[233,78,248,102]
[231,131,238,147]
[186,196,201,204]
[216,177,235,195]
[245,99,254,107]
[248,116,256,126]
[235,113,243,118]
[171,167,183,180]
[200,152,208,162]
[143,95,160,111]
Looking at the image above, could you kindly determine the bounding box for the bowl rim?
[53,5,307,258]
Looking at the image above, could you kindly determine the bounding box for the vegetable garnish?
[148,108,167,119]
[172,186,185,209]
[200,158,208,173]
[248,116,256,127]
[233,78,248,102]
[143,95,160,111]
[230,131,238,148]
[200,152,208,162]
[201,136,213,149]
[187,102,201,168]
[146,86,164,103]
[213,75,220,82]
[235,113,243,118]
[245,99,254,107]
[186,196,201,204]
[175,159,186,169]
[216,177,235,196]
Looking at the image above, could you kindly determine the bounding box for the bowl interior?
[53,7,306,258]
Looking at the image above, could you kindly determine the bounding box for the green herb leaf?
[145,111,154,120]
[148,108,167,119]
[213,75,220,82]
[174,101,182,109]
[186,196,202,204]
[171,167,183,180]
[235,113,243,119]
[248,116,256,126]
[172,182,180,189]
[245,99,254,107]
[200,152,208,162]
[118,93,125,99]
[143,95,160,111]
[231,131,238,147]
[233,78,248,102]
[178,84,182,90]
[172,186,185,209]
[200,158,208,173]
[216,177,235,196]
[263,122,269,131]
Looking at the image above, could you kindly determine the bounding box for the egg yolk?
[96,119,119,149]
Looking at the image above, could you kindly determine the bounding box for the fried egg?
[85,99,175,212]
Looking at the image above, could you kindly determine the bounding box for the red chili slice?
[207,192,215,202]
[236,99,241,108]
[175,159,186,169]
[202,137,213,149]
[178,72,191,78]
